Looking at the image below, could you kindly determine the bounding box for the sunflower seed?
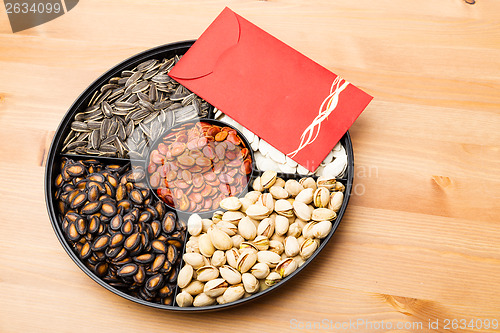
[130,109,150,121]
[117,122,126,141]
[101,101,113,118]
[87,120,101,130]
[90,130,100,149]
[143,111,160,124]
[139,100,154,112]
[132,81,149,94]
[71,121,90,132]
[100,144,118,153]
[65,140,87,151]
[137,59,157,72]
[137,92,151,103]
[125,71,143,87]
[101,83,119,93]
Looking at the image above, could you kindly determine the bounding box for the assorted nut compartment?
[54,158,184,305]
[147,119,253,213]
[176,170,345,307]
[46,41,353,311]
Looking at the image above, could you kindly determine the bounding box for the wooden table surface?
[1,1,499,332]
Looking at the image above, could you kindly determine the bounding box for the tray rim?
[44,40,355,311]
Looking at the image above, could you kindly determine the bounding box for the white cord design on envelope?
[287,76,350,159]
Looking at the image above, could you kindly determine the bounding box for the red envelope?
[169,7,373,172]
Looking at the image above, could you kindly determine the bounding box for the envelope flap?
[169,7,240,80]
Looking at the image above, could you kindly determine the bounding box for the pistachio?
[292,200,312,221]
[295,218,307,228]
[270,233,286,243]
[240,241,258,254]
[265,271,282,286]
[222,211,245,224]
[317,176,336,190]
[257,217,275,238]
[245,204,271,220]
[208,226,232,250]
[187,213,202,236]
[237,251,257,273]
[211,250,226,267]
[253,235,270,251]
[287,222,302,238]
[239,197,253,213]
[252,176,264,192]
[219,196,242,211]
[302,222,317,239]
[259,279,270,292]
[216,295,227,305]
[212,211,224,223]
[177,264,194,289]
[185,237,200,254]
[300,238,318,259]
[284,236,300,257]
[244,191,261,204]
[193,293,216,307]
[299,177,317,190]
[251,262,270,279]
[183,253,205,269]
[257,193,275,211]
[182,280,205,296]
[293,255,306,267]
[328,191,343,212]
[238,216,257,240]
[225,248,239,269]
[313,187,330,208]
[276,257,298,278]
[203,278,229,297]
[202,256,211,266]
[261,170,277,189]
[242,273,259,293]
[335,181,345,192]
[196,265,220,282]
[269,185,289,200]
[219,265,242,284]
[284,179,304,197]
[185,244,200,254]
[274,177,286,188]
[198,233,216,257]
[257,250,281,268]
[269,240,284,255]
[275,199,294,218]
[176,291,193,307]
[295,188,314,204]
[274,215,289,236]
[201,218,215,232]
[231,234,245,248]
[222,284,245,303]
[312,221,333,239]
[295,237,305,249]
[311,208,336,221]
[314,238,321,247]
[216,221,238,236]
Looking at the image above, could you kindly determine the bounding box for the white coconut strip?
[287,76,350,158]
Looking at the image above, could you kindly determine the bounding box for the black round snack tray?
[44,40,354,311]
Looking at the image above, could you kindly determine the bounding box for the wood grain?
[0,0,499,332]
